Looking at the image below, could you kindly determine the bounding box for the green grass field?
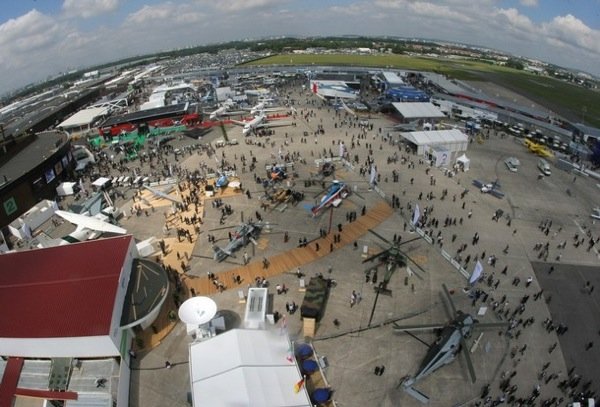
[244,54,600,127]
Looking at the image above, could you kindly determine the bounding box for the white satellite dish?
[178,296,217,325]
[55,210,127,235]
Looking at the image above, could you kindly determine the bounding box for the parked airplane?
[230,112,291,136]
[269,165,288,182]
[143,185,183,205]
[472,179,504,198]
[310,180,350,216]
[38,210,127,248]
[394,284,507,404]
[246,101,286,115]
[206,99,243,120]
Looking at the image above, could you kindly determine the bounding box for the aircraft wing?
[258,120,292,129]
[472,179,484,189]
[55,210,127,234]
[489,189,505,199]
[392,322,446,332]
[143,185,183,205]
[221,110,246,116]
[229,119,247,126]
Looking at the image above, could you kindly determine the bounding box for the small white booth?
[456,154,471,171]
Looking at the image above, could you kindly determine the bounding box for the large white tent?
[189,329,312,407]
[401,129,469,165]
[391,102,446,121]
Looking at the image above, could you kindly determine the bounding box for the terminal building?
[0,131,75,233]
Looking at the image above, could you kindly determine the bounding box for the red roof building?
[0,235,135,358]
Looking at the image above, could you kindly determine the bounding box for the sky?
[1,0,599,95]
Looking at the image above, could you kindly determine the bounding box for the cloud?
[1,1,600,95]
[542,14,600,55]
[374,0,473,24]
[195,0,284,12]
[127,2,205,25]
[0,10,67,68]
[62,0,120,19]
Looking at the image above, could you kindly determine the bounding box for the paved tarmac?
[89,79,600,407]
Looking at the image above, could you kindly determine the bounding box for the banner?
[369,165,377,187]
[412,203,421,226]
[433,149,449,167]
[469,261,484,285]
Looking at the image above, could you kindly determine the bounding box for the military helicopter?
[209,222,273,262]
[363,229,427,295]
[308,161,336,182]
[393,284,508,404]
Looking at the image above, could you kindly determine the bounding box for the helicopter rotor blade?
[392,322,446,332]
[209,225,236,232]
[442,284,458,316]
[403,253,427,276]
[362,249,390,264]
[368,229,391,244]
[476,322,509,329]
[460,336,477,384]
[398,236,423,246]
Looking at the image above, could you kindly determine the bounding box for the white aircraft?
[247,101,285,116]
[207,99,239,120]
[38,210,127,248]
[143,185,183,205]
[231,112,292,136]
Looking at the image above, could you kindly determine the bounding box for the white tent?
[456,154,470,171]
[189,329,312,407]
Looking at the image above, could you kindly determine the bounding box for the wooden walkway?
[184,201,393,296]
[136,199,392,351]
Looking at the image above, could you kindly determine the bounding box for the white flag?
[469,261,484,285]
[369,165,377,186]
[412,203,421,226]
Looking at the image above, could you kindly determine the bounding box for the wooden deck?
[184,201,393,296]
[136,195,392,351]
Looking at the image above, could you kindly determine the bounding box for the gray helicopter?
[394,284,507,404]
[210,222,272,262]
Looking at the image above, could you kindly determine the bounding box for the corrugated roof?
[381,71,404,85]
[58,107,110,129]
[0,236,132,338]
[402,129,468,146]
[391,102,445,119]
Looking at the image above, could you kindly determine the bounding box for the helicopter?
[363,230,426,295]
[308,161,336,183]
[309,180,350,216]
[393,284,508,404]
[209,222,272,262]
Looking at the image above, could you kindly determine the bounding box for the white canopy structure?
[189,329,312,407]
[58,106,110,132]
[456,154,471,171]
[402,129,468,153]
[391,102,445,120]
